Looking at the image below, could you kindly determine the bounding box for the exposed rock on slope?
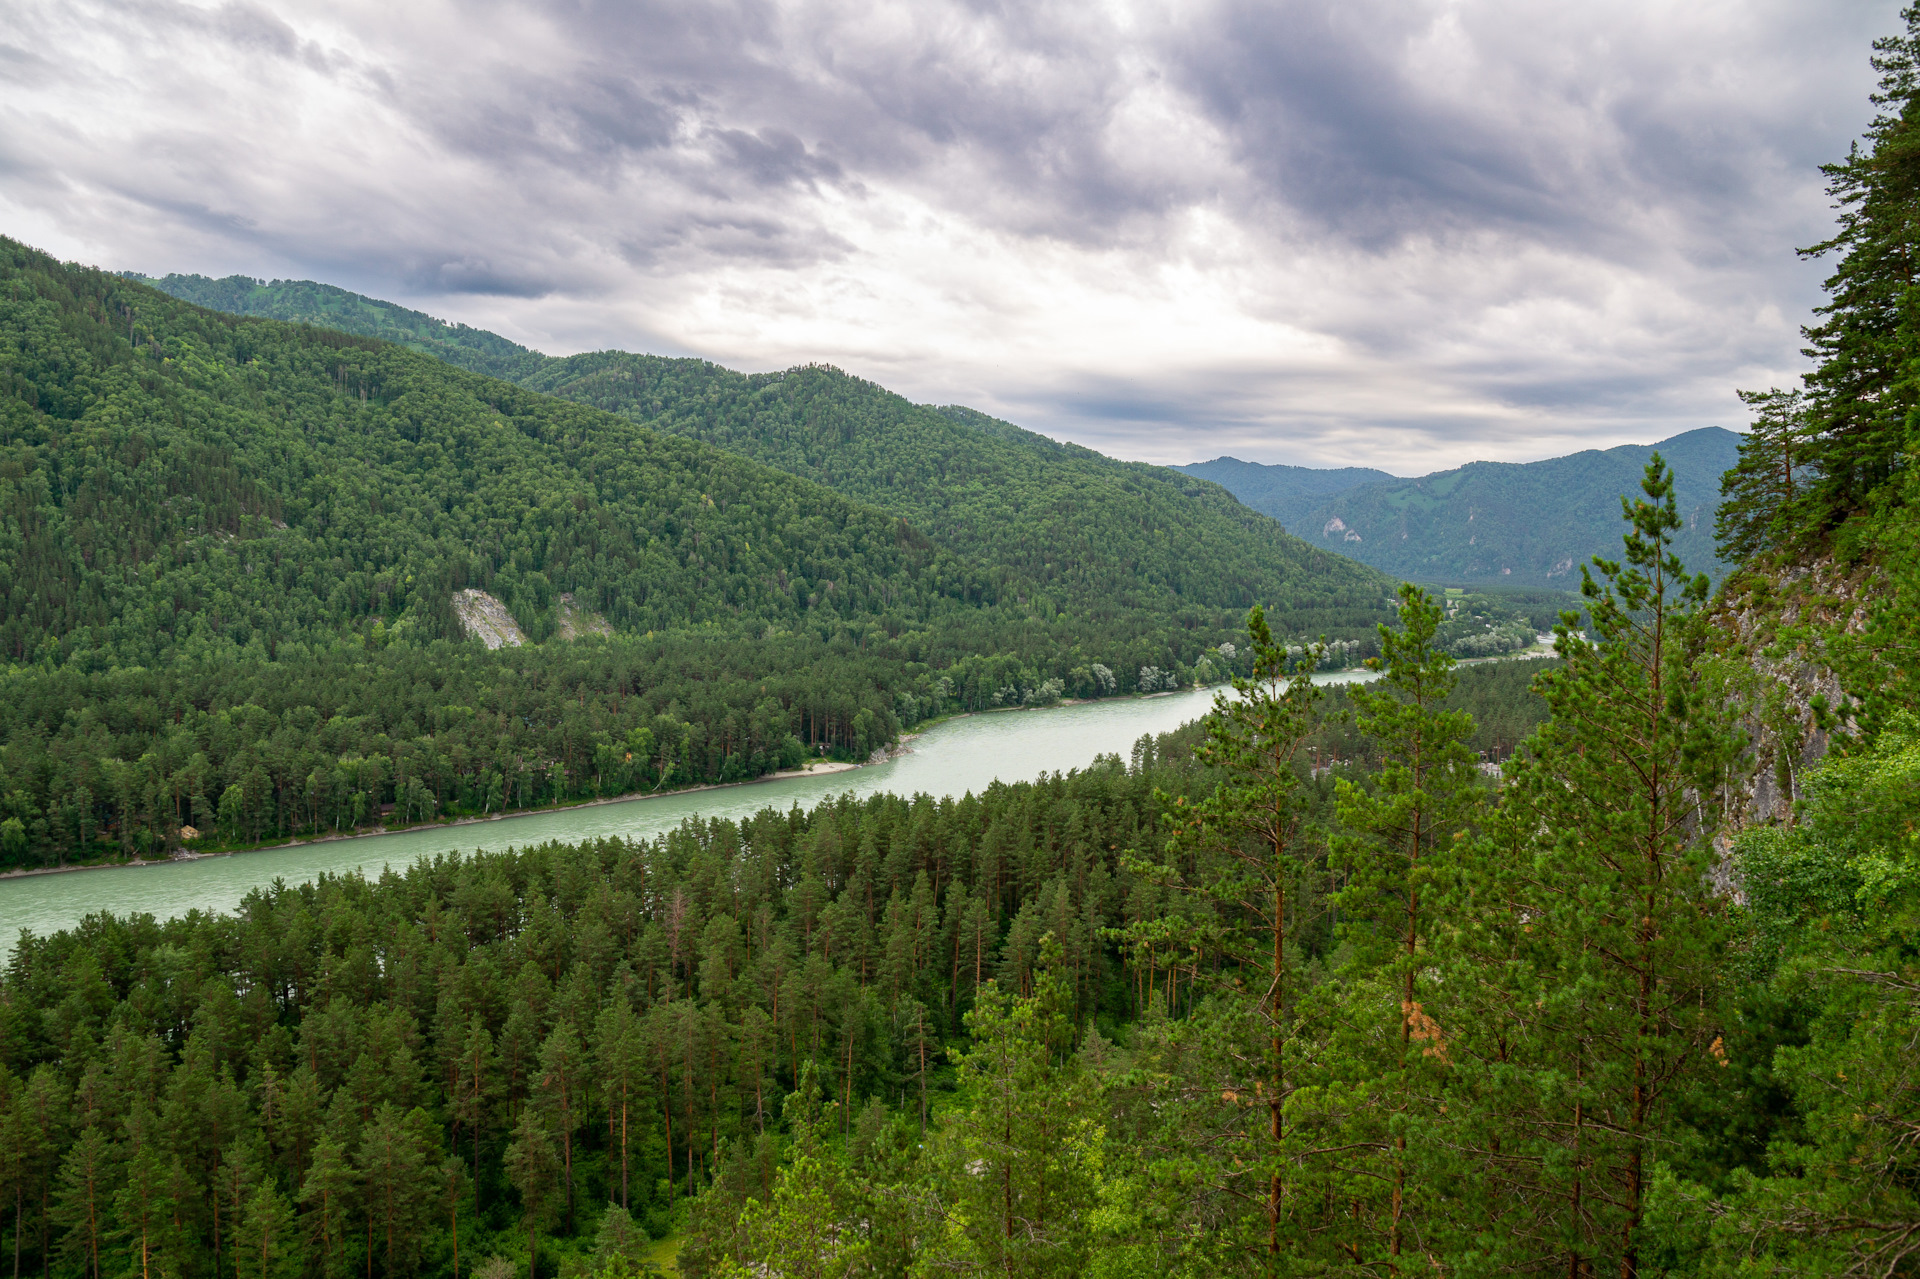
[453,589,527,649]
[1714,561,1870,834]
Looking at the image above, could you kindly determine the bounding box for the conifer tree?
[1139,604,1323,1259]
[1461,456,1739,1274]
[919,969,1098,1276]
[296,1136,356,1279]
[110,1121,179,1279]
[533,1027,585,1231]
[501,1113,559,1279]
[1325,582,1484,1264]
[232,1185,298,1279]
[51,1127,113,1279]
[356,1106,431,1279]
[592,998,646,1211]
[1715,387,1822,562]
[1796,7,1920,523]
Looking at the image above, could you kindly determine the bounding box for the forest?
[140,271,1395,639]
[6,8,1920,1277]
[1189,428,1740,589]
[0,239,1399,872]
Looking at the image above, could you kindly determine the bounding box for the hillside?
[13,258,979,668]
[144,273,1396,629]
[0,241,1401,871]
[1183,427,1742,586]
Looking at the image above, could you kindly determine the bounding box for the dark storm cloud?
[0,0,1900,468]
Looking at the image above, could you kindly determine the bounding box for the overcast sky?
[0,0,1896,472]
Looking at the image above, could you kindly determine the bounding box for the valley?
[4,13,1919,1273]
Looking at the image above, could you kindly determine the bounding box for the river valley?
[1,672,1376,954]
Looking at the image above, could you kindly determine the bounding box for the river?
[0,672,1376,953]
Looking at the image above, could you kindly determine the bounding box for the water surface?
[1,673,1374,951]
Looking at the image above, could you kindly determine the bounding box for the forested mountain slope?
[0,241,1396,871]
[144,273,1395,627]
[144,272,549,382]
[7,256,980,668]
[1184,426,1741,586]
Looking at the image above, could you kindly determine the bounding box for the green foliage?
[1651,716,1920,1276]
[1787,8,1920,533]
[1318,584,1486,1264]
[0,742,1216,1279]
[134,275,551,384]
[0,238,1403,871]
[917,971,1100,1276]
[1714,387,1824,563]
[1173,455,1396,515]
[138,270,1398,644]
[1430,456,1741,1271]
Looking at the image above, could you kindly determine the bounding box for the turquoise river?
[0,673,1375,954]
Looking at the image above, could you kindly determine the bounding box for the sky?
[0,0,1898,473]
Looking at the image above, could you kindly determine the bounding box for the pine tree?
[296,1135,356,1279]
[108,1118,179,1279]
[1457,455,1739,1273]
[51,1127,113,1279]
[919,971,1099,1276]
[355,1106,430,1279]
[1325,582,1484,1264]
[592,997,646,1211]
[501,1112,559,1279]
[1796,7,1920,525]
[1135,604,1324,1259]
[1715,387,1823,562]
[448,1019,496,1188]
[231,1185,297,1279]
[533,1025,585,1231]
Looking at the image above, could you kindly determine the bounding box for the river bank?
[0,758,870,883]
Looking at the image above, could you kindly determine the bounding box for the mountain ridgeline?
[0,241,1397,870]
[142,272,1392,627]
[1179,426,1742,587]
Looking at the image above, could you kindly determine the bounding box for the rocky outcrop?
[1713,561,1871,835]
[453,589,527,649]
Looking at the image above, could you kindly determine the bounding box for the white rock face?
[453,589,527,649]
[1323,516,1361,543]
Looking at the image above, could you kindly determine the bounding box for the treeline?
[0,622,1298,871]
[1311,654,1554,768]
[1716,12,1920,561]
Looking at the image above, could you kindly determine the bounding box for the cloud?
[0,0,1897,470]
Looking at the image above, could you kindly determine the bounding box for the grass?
[638,1236,681,1275]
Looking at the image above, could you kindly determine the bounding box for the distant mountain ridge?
[1176,428,1743,587]
[1177,456,1401,514]
[143,272,1397,630]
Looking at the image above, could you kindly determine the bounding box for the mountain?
[1174,456,1399,515]
[1178,429,1743,587]
[0,242,1403,870]
[142,272,1397,630]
